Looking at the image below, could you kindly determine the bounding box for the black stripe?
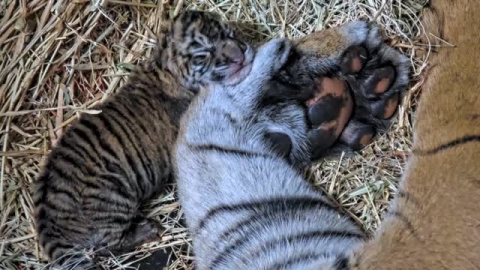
[60,129,104,170]
[104,158,126,175]
[95,113,147,195]
[79,118,120,160]
[80,177,104,192]
[82,181,132,211]
[86,208,131,220]
[46,183,78,204]
[388,210,418,239]
[55,223,86,236]
[103,111,152,180]
[49,155,105,197]
[34,174,48,200]
[120,101,172,161]
[91,215,130,226]
[106,104,150,136]
[210,230,364,269]
[68,126,95,150]
[70,139,104,170]
[51,242,73,251]
[105,161,142,198]
[196,197,335,233]
[218,200,340,242]
[188,143,271,159]
[83,190,133,210]
[68,127,109,170]
[132,93,158,112]
[47,161,83,187]
[36,221,48,234]
[38,169,77,201]
[413,135,480,156]
[333,255,351,270]
[41,199,77,217]
[121,102,160,138]
[114,111,157,185]
[47,219,82,236]
[265,252,325,270]
[98,174,135,201]
[55,149,96,178]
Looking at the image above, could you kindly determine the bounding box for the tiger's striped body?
[175,39,360,269]
[34,59,189,267]
[175,21,409,270]
[33,11,252,269]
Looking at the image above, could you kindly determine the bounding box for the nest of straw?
[0,0,430,269]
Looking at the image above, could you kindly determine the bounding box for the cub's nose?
[223,40,245,64]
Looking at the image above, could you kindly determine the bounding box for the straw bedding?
[0,0,430,269]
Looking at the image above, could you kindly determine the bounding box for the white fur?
[175,38,364,270]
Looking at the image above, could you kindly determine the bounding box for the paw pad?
[341,46,368,74]
[306,36,408,157]
[306,77,353,157]
[368,66,396,95]
[340,121,376,150]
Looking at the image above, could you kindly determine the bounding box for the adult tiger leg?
[349,1,480,269]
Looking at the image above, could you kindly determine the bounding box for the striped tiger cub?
[33,11,254,269]
[174,21,409,270]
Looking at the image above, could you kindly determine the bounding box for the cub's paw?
[307,22,409,157]
[116,217,164,253]
[253,38,292,76]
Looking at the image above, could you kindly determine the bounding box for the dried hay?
[0,0,430,269]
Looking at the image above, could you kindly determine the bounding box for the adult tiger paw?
[257,21,409,166]
[298,21,409,159]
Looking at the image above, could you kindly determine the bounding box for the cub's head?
[163,10,253,91]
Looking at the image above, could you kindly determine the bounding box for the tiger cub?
[174,21,409,270]
[33,10,253,269]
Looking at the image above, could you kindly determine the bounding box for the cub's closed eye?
[192,55,209,66]
[190,41,203,49]
[214,59,229,69]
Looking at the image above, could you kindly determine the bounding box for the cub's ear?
[264,131,292,159]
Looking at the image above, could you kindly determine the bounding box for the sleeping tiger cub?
[175,21,408,269]
[33,10,254,269]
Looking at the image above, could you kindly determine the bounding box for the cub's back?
[33,61,189,268]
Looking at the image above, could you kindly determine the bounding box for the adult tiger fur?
[174,21,409,269]
[33,10,253,269]
[175,1,480,269]
[347,0,480,269]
